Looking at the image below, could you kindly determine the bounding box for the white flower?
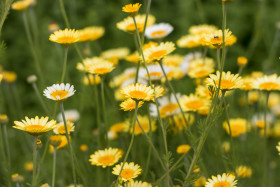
[150,94,180,118]
[145,23,173,39]
[139,64,170,81]
[43,83,75,101]
[57,109,80,122]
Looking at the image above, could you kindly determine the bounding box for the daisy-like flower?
[2,71,17,83]
[162,54,184,67]
[194,176,207,187]
[89,147,123,168]
[236,165,252,178]
[179,94,210,112]
[205,173,237,187]
[241,76,254,91]
[188,57,215,72]
[101,48,130,60]
[88,61,115,75]
[237,56,248,67]
[177,34,203,48]
[120,98,144,111]
[202,29,237,48]
[119,180,152,187]
[124,115,156,135]
[122,3,142,16]
[189,24,218,35]
[13,116,57,136]
[188,65,214,79]
[112,162,142,182]
[150,95,180,118]
[53,121,75,135]
[145,23,173,39]
[143,42,175,62]
[117,14,155,33]
[276,142,280,155]
[121,83,154,101]
[253,74,280,91]
[125,52,140,64]
[223,118,248,137]
[11,0,32,11]
[206,71,243,91]
[57,109,80,122]
[139,64,170,81]
[110,122,127,134]
[78,26,105,42]
[49,28,80,46]
[176,144,191,154]
[43,83,75,102]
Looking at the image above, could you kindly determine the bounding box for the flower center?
[129,90,147,99]
[149,50,167,60]
[58,36,75,43]
[50,90,69,100]
[97,155,115,165]
[230,124,246,137]
[211,36,223,45]
[126,23,144,32]
[215,80,235,89]
[120,169,135,179]
[26,125,44,131]
[259,82,279,90]
[94,67,110,74]
[146,72,162,78]
[194,70,209,78]
[213,181,230,187]
[151,30,167,37]
[185,100,204,110]
[160,103,178,116]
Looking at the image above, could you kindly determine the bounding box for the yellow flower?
[43,83,75,102]
[117,14,155,33]
[205,173,237,187]
[223,118,248,137]
[203,29,237,48]
[80,144,88,152]
[276,142,280,155]
[124,115,156,135]
[11,0,31,11]
[237,56,248,67]
[179,94,210,112]
[49,135,68,152]
[150,95,179,118]
[241,77,254,91]
[88,61,115,75]
[89,147,123,168]
[139,64,169,81]
[112,162,142,182]
[188,57,215,72]
[78,26,105,42]
[49,28,80,46]
[125,52,140,64]
[177,34,203,48]
[122,3,142,16]
[120,98,144,111]
[188,65,214,79]
[176,144,191,154]
[253,74,280,91]
[24,162,33,172]
[40,184,50,187]
[171,113,194,133]
[48,22,59,32]
[53,121,75,135]
[101,48,130,60]
[121,83,154,101]
[162,54,184,67]
[0,114,8,124]
[222,141,231,153]
[206,71,243,91]
[120,180,152,187]
[13,116,57,136]
[11,173,24,183]
[83,74,101,85]
[236,165,252,178]
[193,176,206,187]
[49,135,63,147]
[110,122,126,133]
[144,42,175,62]
[2,71,17,83]
[189,24,218,35]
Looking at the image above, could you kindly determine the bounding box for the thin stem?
[31,136,37,187]
[263,91,270,187]
[32,83,50,115]
[92,75,102,146]
[0,126,7,162]
[35,137,50,183]
[115,101,139,185]
[264,91,270,138]
[61,47,69,82]
[52,147,57,187]
[3,124,10,168]
[60,102,77,187]
[195,0,206,23]
[58,0,70,28]
[101,76,109,146]
[140,0,152,45]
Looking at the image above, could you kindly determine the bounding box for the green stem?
[60,102,77,187]
[61,47,69,82]
[92,75,102,146]
[3,124,10,168]
[0,126,7,163]
[101,76,109,146]
[58,0,70,28]
[140,0,152,45]
[115,101,139,185]
[32,82,50,115]
[52,147,57,187]
[31,136,37,187]
[195,0,206,23]
[263,91,270,187]
[35,137,50,183]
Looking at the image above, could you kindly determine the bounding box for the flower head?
[179,94,210,112]
[120,180,152,187]
[78,26,104,42]
[276,142,280,155]
[206,173,237,187]
[223,118,248,137]
[139,64,169,81]
[49,28,80,46]
[89,147,123,168]
[189,24,218,35]
[144,42,175,62]
[203,29,236,48]
[120,98,144,111]
[253,74,280,91]
[112,162,142,182]
[176,144,191,154]
[122,3,142,16]
[121,83,154,101]
[53,121,75,135]
[117,14,155,33]
[43,83,75,102]
[124,115,156,135]
[236,165,252,178]
[13,116,57,136]
[11,0,32,11]
[145,23,173,39]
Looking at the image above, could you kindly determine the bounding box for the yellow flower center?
[230,124,246,137]
[149,50,167,60]
[194,70,209,78]
[257,121,265,128]
[134,123,148,134]
[213,181,230,187]
[129,90,147,99]
[57,36,76,44]
[160,103,178,116]
[211,36,223,45]
[259,82,279,90]
[57,124,71,134]
[151,30,167,37]
[185,100,204,110]
[26,125,44,131]
[94,67,110,74]
[98,155,115,165]
[50,90,69,100]
[126,23,144,32]
[121,169,135,179]
[146,72,162,78]
[215,80,235,89]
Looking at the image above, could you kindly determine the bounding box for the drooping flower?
[112,162,142,182]
[89,148,123,168]
[49,28,80,46]
[13,116,57,136]
[43,83,75,102]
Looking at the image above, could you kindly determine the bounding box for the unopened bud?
[27,75,37,84]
